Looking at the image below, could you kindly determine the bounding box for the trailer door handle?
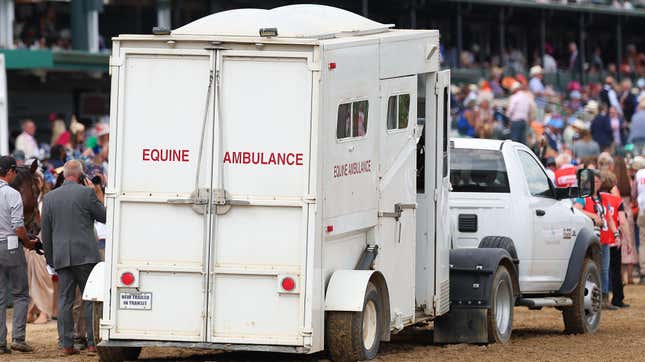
[536,209,546,216]
[167,197,208,205]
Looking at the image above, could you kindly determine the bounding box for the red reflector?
[328,62,336,70]
[121,272,135,286]
[281,277,295,291]
[326,225,333,233]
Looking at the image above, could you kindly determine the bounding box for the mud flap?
[434,309,488,344]
[433,248,514,344]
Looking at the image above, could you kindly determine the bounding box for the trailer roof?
[171,4,394,39]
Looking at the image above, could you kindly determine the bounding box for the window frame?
[336,98,370,143]
[385,93,411,134]
[516,149,556,199]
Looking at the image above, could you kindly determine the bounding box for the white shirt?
[15,132,39,159]
[636,169,645,210]
[529,77,545,95]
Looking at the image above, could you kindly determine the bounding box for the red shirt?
[583,192,622,245]
[554,164,577,188]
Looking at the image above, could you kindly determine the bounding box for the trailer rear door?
[109,48,215,341]
[207,51,313,346]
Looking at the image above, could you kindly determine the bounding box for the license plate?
[119,292,152,310]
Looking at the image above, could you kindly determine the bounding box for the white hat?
[585,100,599,114]
[94,123,109,137]
[572,119,588,130]
[510,82,521,92]
[530,65,543,77]
[631,156,645,170]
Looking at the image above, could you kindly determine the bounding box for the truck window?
[450,148,510,193]
[337,100,369,139]
[386,94,410,130]
[517,150,553,198]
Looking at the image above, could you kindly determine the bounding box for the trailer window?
[337,100,369,139]
[386,94,410,130]
[450,148,510,193]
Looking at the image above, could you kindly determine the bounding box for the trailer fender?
[82,262,105,302]
[558,227,601,295]
[325,270,391,341]
[449,248,518,308]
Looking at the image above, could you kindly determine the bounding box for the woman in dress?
[615,156,639,284]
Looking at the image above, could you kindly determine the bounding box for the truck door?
[377,76,417,325]
[433,70,451,315]
[515,149,571,290]
[108,48,216,341]
[207,51,313,346]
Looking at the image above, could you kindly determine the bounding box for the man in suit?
[42,160,106,355]
[0,156,37,354]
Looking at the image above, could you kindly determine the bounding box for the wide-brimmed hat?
[510,81,522,92]
[631,156,645,170]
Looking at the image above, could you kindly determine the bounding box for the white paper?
[46,265,57,276]
[7,235,18,250]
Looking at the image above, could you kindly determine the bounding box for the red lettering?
[242,152,251,164]
[286,153,295,165]
[268,153,276,165]
[296,153,303,166]
[251,152,261,164]
[223,151,231,163]
[143,148,150,161]
[160,149,168,161]
[182,150,189,162]
[232,152,241,163]
[172,149,181,161]
[150,149,159,161]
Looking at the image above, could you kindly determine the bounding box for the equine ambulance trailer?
[85,5,509,361]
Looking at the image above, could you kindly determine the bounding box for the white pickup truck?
[445,138,601,343]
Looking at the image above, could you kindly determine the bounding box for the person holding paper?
[0,156,37,354]
[41,160,106,356]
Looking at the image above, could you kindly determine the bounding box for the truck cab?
[448,138,602,337]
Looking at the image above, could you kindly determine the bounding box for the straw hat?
[631,156,645,170]
[510,81,521,92]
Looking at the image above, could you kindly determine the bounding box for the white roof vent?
[171,4,394,39]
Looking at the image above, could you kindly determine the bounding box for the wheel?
[326,282,382,362]
[479,236,518,263]
[97,346,142,362]
[92,302,103,346]
[562,257,601,334]
[487,265,514,344]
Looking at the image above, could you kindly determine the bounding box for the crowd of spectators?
[452,46,645,307]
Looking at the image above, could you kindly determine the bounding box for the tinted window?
[386,94,410,130]
[337,100,369,139]
[450,148,510,193]
[517,151,553,197]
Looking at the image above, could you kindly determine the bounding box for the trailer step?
[517,297,573,309]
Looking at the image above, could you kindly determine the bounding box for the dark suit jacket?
[590,114,613,150]
[42,181,106,270]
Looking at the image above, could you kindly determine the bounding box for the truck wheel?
[479,236,518,263]
[562,258,601,334]
[92,302,103,345]
[327,282,382,362]
[487,265,514,344]
[97,346,142,362]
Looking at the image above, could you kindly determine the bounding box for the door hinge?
[303,195,316,204]
[109,56,122,68]
[434,188,439,202]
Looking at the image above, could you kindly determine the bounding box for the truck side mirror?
[577,169,594,198]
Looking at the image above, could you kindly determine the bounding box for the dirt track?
[3,284,645,362]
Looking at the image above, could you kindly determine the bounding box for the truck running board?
[517,297,573,309]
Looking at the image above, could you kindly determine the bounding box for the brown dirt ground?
[2,284,645,362]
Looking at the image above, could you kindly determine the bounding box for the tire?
[97,346,142,362]
[92,302,103,346]
[487,265,514,344]
[327,282,382,362]
[562,258,601,334]
[479,236,518,263]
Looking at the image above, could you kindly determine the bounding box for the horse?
[9,160,42,236]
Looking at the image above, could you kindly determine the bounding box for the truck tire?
[326,282,382,362]
[97,346,142,362]
[479,236,518,263]
[487,265,514,344]
[92,302,103,345]
[562,258,601,334]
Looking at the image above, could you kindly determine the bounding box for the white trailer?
[0,54,7,155]
[84,5,509,361]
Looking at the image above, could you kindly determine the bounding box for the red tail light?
[121,272,135,286]
[281,277,295,292]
